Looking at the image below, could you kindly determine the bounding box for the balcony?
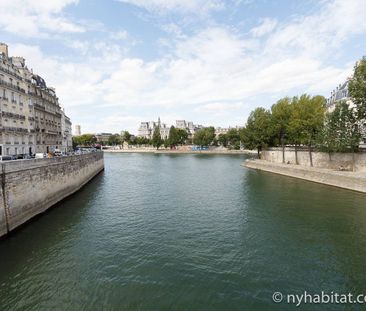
[0,79,26,93]
[2,111,26,120]
[0,65,23,81]
[0,126,29,133]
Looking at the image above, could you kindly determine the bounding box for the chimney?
[0,43,8,57]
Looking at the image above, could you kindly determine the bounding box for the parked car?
[35,153,46,159]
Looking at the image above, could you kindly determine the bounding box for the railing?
[0,65,23,81]
[1,111,26,120]
[0,79,26,93]
[0,126,29,133]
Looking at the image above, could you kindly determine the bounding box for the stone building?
[0,43,72,157]
[138,117,170,139]
[175,120,203,138]
[74,124,81,136]
[326,80,352,112]
[61,109,72,152]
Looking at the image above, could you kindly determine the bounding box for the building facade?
[326,80,353,112]
[74,124,81,136]
[61,110,72,152]
[138,118,170,139]
[0,43,72,157]
[175,120,203,138]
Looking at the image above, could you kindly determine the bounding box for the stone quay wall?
[0,152,104,238]
[261,148,366,172]
[243,160,366,193]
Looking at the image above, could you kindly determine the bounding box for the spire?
[158,116,161,127]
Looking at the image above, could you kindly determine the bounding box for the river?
[1,153,366,310]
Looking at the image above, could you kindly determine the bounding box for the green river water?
[1,153,366,310]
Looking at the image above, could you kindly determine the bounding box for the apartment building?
[0,43,72,157]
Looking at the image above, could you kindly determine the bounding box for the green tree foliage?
[218,133,228,147]
[72,134,97,147]
[226,128,241,150]
[193,127,215,147]
[271,97,292,163]
[168,126,178,148]
[319,101,361,153]
[107,134,122,146]
[121,131,132,143]
[168,126,188,148]
[134,136,151,145]
[176,128,188,145]
[288,95,326,166]
[241,108,273,157]
[348,57,366,120]
[152,126,163,149]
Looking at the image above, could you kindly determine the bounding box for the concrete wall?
[244,160,366,193]
[261,148,366,172]
[0,152,104,238]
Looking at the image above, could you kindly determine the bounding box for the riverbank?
[0,152,104,238]
[103,148,256,155]
[243,159,366,193]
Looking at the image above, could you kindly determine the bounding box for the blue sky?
[1,0,366,134]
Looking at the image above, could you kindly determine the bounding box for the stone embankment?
[104,148,256,155]
[0,152,104,238]
[243,159,366,193]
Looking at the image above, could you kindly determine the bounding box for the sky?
[1,0,366,134]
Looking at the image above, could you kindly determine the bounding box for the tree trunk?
[295,144,299,165]
[352,150,355,172]
[257,148,260,159]
[309,145,313,167]
[282,142,285,164]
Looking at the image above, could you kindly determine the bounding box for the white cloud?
[4,0,366,133]
[265,0,366,58]
[117,0,224,14]
[250,18,277,37]
[109,30,129,40]
[0,0,84,37]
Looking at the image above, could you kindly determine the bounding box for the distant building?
[138,117,170,139]
[74,124,81,136]
[215,126,243,137]
[175,120,203,138]
[61,110,73,152]
[326,80,353,112]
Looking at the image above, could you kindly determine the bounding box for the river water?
[1,153,366,311]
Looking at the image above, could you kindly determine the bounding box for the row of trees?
[241,95,326,165]
[241,57,366,165]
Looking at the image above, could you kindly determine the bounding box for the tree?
[176,128,188,145]
[72,134,97,147]
[348,57,366,121]
[241,108,273,158]
[319,101,361,170]
[121,131,132,144]
[218,133,228,147]
[168,126,178,148]
[152,126,163,149]
[271,97,292,163]
[288,95,326,166]
[193,127,215,147]
[107,134,122,146]
[226,128,241,150]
